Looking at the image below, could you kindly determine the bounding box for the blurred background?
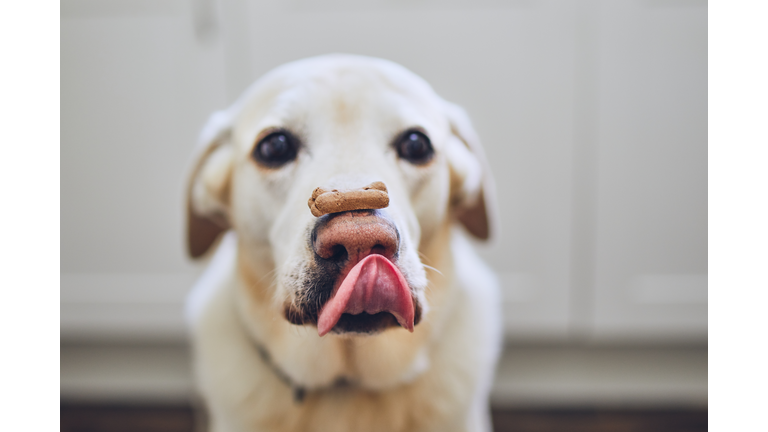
[61,0,707,430]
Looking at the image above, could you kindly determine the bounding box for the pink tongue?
[317,254,414,336]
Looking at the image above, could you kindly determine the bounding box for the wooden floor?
[491,408,707,432]
[60,403,707,432]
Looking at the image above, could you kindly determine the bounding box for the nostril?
[370,244,386,256]
[314,243,347,262]
[329,244,348,262]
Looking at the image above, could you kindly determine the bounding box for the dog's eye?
[396,130,434,164]
[253,131,298,167]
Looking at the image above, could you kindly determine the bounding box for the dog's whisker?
[417,250,430,261]
[257,267,280,286]
[421,264,443,277]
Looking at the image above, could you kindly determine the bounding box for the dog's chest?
[241,378,468,432]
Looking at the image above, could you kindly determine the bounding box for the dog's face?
[187,55,492,338]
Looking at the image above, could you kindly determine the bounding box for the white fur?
[186,55,502,432]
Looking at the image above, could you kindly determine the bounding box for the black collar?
[253,342,357,404]
[253,343,308,403]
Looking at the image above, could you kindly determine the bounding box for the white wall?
[61,0,707,343]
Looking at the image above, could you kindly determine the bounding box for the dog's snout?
[312,211,399,265]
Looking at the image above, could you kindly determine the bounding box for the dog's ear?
[443,101,498,241]
[186,111,234,258]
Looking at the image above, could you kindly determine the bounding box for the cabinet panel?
[591,1,707,341]
[61,1,228,274]
[61,0,227,339]
[61,0,228,274]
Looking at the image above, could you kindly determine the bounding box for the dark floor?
[60,403,707,432]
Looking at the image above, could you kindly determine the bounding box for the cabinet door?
[61,0,227,340]
[590,1,707,342]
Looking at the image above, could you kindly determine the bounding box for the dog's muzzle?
[311,210,415,336]
[284,183,421,335]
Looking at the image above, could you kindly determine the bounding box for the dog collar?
[252,343,308,403]
[252,341,356,404]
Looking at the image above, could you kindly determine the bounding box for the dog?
[185,54,502,432]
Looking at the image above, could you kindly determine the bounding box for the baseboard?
[60,342,707,408]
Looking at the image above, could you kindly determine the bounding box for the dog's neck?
[250,338,357,404]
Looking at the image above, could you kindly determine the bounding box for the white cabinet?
[590,1,707,342]
[60,0,707,343]
[61,0,227,339]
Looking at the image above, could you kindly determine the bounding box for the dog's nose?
[312,211,399,265]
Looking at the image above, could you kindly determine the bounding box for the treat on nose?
[308,183,414,336]
[308,181,389,217]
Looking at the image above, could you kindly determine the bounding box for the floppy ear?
[443,101,498,241]
[186,111,235,258]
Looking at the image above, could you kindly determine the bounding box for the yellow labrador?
[185,54,502,432]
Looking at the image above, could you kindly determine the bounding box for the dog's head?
[187,55,494,338]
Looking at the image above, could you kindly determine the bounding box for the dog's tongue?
[317,254,414,336]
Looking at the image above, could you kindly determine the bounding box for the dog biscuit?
[308,181,389,217]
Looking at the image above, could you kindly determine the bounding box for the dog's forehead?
[230,56,447,146]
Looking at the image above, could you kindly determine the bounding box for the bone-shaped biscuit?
[308,181,389,217]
